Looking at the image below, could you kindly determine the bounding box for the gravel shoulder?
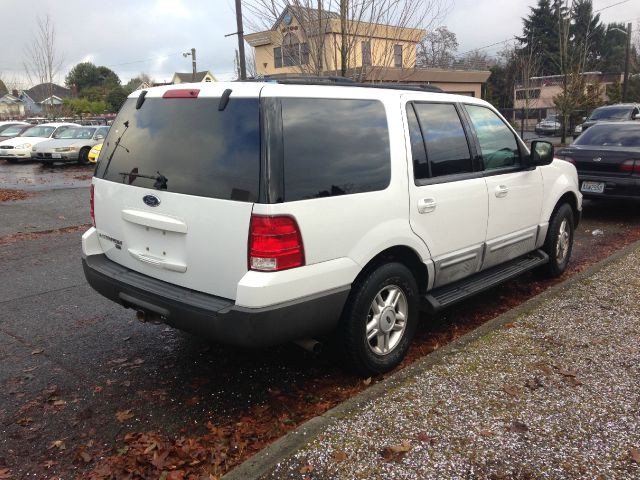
[231,246,640,480]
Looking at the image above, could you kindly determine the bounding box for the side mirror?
[633,113,640,120]
[582,116,587,122]
[530,140,554,166]
[95,135,104,140]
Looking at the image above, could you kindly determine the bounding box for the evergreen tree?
[570,0,604,71]
[517,0,560,75]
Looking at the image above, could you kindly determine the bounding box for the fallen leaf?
[23,366,37,373]
[333,450,347,462]
[0,468,11,479]
[167,470,185,480]
[16,417,33,426]
[479,430,496,437]
[115,409,134,423]
[536,364,553,376]
[556,367,577,378]
[132,358,145,366]
[416,432,436,444]
[300,464,314,474]
[362,377,372,385]
[31,348,44,355]
[509,421,529,434]
[503,322,516,329]
[109,358,128,364]
[94,386,103,393]
[49,439,66,450]
[381,440,412,461]
[567,376,583,387]
[184,396,201,407]
[502,385,519,397]
[41,460,56,469]
[630,447,640,464]
[52,399,67,407]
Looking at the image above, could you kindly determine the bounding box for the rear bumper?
[82,253,349,347]
[578,174,640,199]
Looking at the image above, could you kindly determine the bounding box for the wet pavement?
[1,167,640,478]
[0,161,93,192]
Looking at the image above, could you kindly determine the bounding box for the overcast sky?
[1,0,638,89]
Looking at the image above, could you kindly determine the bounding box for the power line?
[594,0,631,14]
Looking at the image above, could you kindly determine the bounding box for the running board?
[424,250,549,313]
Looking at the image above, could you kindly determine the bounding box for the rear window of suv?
[96,96,260,202]
[281,98,390,201]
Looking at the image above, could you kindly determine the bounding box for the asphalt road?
[1,170,640,478]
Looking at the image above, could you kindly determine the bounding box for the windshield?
[545,116,558,122]
[574,124,640,147]
[588,107,631,121]
[54,127,96,139]
[22,126,56,137]
[96,97,260,201]
[1,126,26,137]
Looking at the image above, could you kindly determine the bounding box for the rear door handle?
[417,197,437,214]
[495,185,509,198]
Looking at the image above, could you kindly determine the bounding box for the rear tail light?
[248,215,304,271]
[619,160,640,174]
[162,89,200,99]
[90,184,95,227]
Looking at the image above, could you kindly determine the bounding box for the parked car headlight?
[15,143,32,150]
[574,124,583,134]
[55,147,77,152]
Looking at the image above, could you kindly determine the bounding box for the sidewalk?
[227,245,640,479]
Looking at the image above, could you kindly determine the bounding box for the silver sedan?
[33,126,109,164]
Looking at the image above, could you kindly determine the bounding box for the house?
[244,6,490,97]
[513,72,624,112]
[171,71,217,84]
[0,94,25,119]
[19,83,72,114]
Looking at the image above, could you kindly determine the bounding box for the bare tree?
[514,40,542,133]
[417,26,458,68]
[242,0,448,80]
[23,14,63,117]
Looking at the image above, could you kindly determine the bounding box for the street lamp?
[183,48,197,82]
[609,23,632,102]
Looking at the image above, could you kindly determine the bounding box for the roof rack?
[250,75,444,93]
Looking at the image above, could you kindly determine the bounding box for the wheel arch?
[353,245,430,296]
[552,191,580,228]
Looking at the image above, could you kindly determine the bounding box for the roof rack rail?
[251,75,444,93]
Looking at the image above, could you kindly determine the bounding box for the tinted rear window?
[589,107,631,121]
[96,97,260,202]
[281,98,390,201]
[574,124,640,147]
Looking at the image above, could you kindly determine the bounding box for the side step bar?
[424,250,549,313]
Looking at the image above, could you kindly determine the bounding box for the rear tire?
[542,203,574,278]
[339,262,418,376]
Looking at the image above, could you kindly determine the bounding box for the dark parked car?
[557,122,640,199]
[573,104,640,139]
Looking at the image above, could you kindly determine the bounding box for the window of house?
[301,43,310,65]
[281,98,391,201]
[394,45,403,68]
[274,47,283,68]
[413,102,473,178]
[362,41,372,66]
[465,104,520,170]
[283,33,300,67]
[515,89,540,100]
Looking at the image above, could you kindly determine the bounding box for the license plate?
[581,181,605,193]
[52,153,61,159]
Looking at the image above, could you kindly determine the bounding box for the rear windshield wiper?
[118,169,168,190]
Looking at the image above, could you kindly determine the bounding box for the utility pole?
[622,22,632,103]
[235,0,247,80]
[191,47,197,82]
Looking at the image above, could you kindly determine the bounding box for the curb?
[223,240,640,480]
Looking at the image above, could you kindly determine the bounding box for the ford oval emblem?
[143,195,160,207]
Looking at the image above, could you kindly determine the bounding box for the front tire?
[339,262,418,376]
[78,147,90,165]
[542,203,574,277]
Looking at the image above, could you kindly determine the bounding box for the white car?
[0,122,79,162]
[82,80,582,375]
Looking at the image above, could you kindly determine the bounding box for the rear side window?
[281,98,390,201]
[96,97,260,202]
[413,102,472,177]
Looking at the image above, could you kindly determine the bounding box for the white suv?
[82,79,581,375]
